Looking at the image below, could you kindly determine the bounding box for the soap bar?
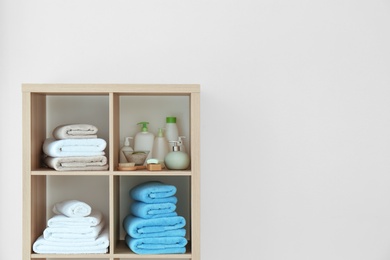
[147,163,162,171]
[146,158,159,164]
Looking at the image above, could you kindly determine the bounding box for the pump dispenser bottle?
[134,122,155,163]
[164,140,190,170]
[165,116,179,150]
[119,137,133,163]
[151,128,169,167]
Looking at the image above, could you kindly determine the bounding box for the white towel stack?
[32,200,109,254]
[42,124,109,171]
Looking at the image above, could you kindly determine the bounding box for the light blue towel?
[125,235,187,254]
[123,214,186,238]
[130,181,177,204]
[131,201,177,219]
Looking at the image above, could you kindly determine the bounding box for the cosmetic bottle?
[119,137,133,163]
[165,116,179,150]
[151,128,169,166]
[164,141,190,170]
[133,122,154,164]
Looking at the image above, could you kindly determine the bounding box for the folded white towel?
[33,227,109,254]
[44,156,108,171]
[43,220,105,240]
[52,200,92,217]
[43,138,106,157]
[53,124,98,140]
[48,210,103,227]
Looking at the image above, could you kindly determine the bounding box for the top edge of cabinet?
[22,84,200,94]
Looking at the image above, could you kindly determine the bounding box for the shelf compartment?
[115,95,191,171]
[28,93,110,171]
[113,176,191,256]
[29,175,110,257]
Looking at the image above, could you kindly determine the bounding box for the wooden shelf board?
[22,84,200,94]
[30,241,191,259]
[114,170,192,176]
[31,169,192,176]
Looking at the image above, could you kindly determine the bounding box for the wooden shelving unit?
[22,84,200,260]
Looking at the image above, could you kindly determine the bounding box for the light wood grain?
[23,84,200,260]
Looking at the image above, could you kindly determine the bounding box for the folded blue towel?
[130,181,177,204]
[123,214,186,238]
[131,201,177,219]
[125,235,187,254]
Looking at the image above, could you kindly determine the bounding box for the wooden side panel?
[190,91,201,260]
[23,91,47,259]
[110,175,120,254]
[22,91,32,260]
[110,93,120,170]
[29,92,47,258]
[30,93,46,170]
[110,93,120,254]
[30,176,46,247]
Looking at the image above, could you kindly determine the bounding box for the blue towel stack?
[123,181,188,254]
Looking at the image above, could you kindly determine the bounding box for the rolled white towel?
[53,200,92,217]
[48,210,103,227]
[53,124,98,139]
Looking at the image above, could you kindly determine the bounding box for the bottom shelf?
[31,240,192,259]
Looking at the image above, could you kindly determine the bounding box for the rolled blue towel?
[123,214,186,238]
[130,181,177,204]
[125,235,187,254]
[131,201,177,219]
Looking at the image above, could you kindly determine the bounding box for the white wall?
[1,0,390,259]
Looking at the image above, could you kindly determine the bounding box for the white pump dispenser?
[134,122,155,164]
[119,137,133,163]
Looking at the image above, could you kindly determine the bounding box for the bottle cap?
[166,117,176,123]
[169,141,180,151]
[157,128,164,137]
[137,122,149,132]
